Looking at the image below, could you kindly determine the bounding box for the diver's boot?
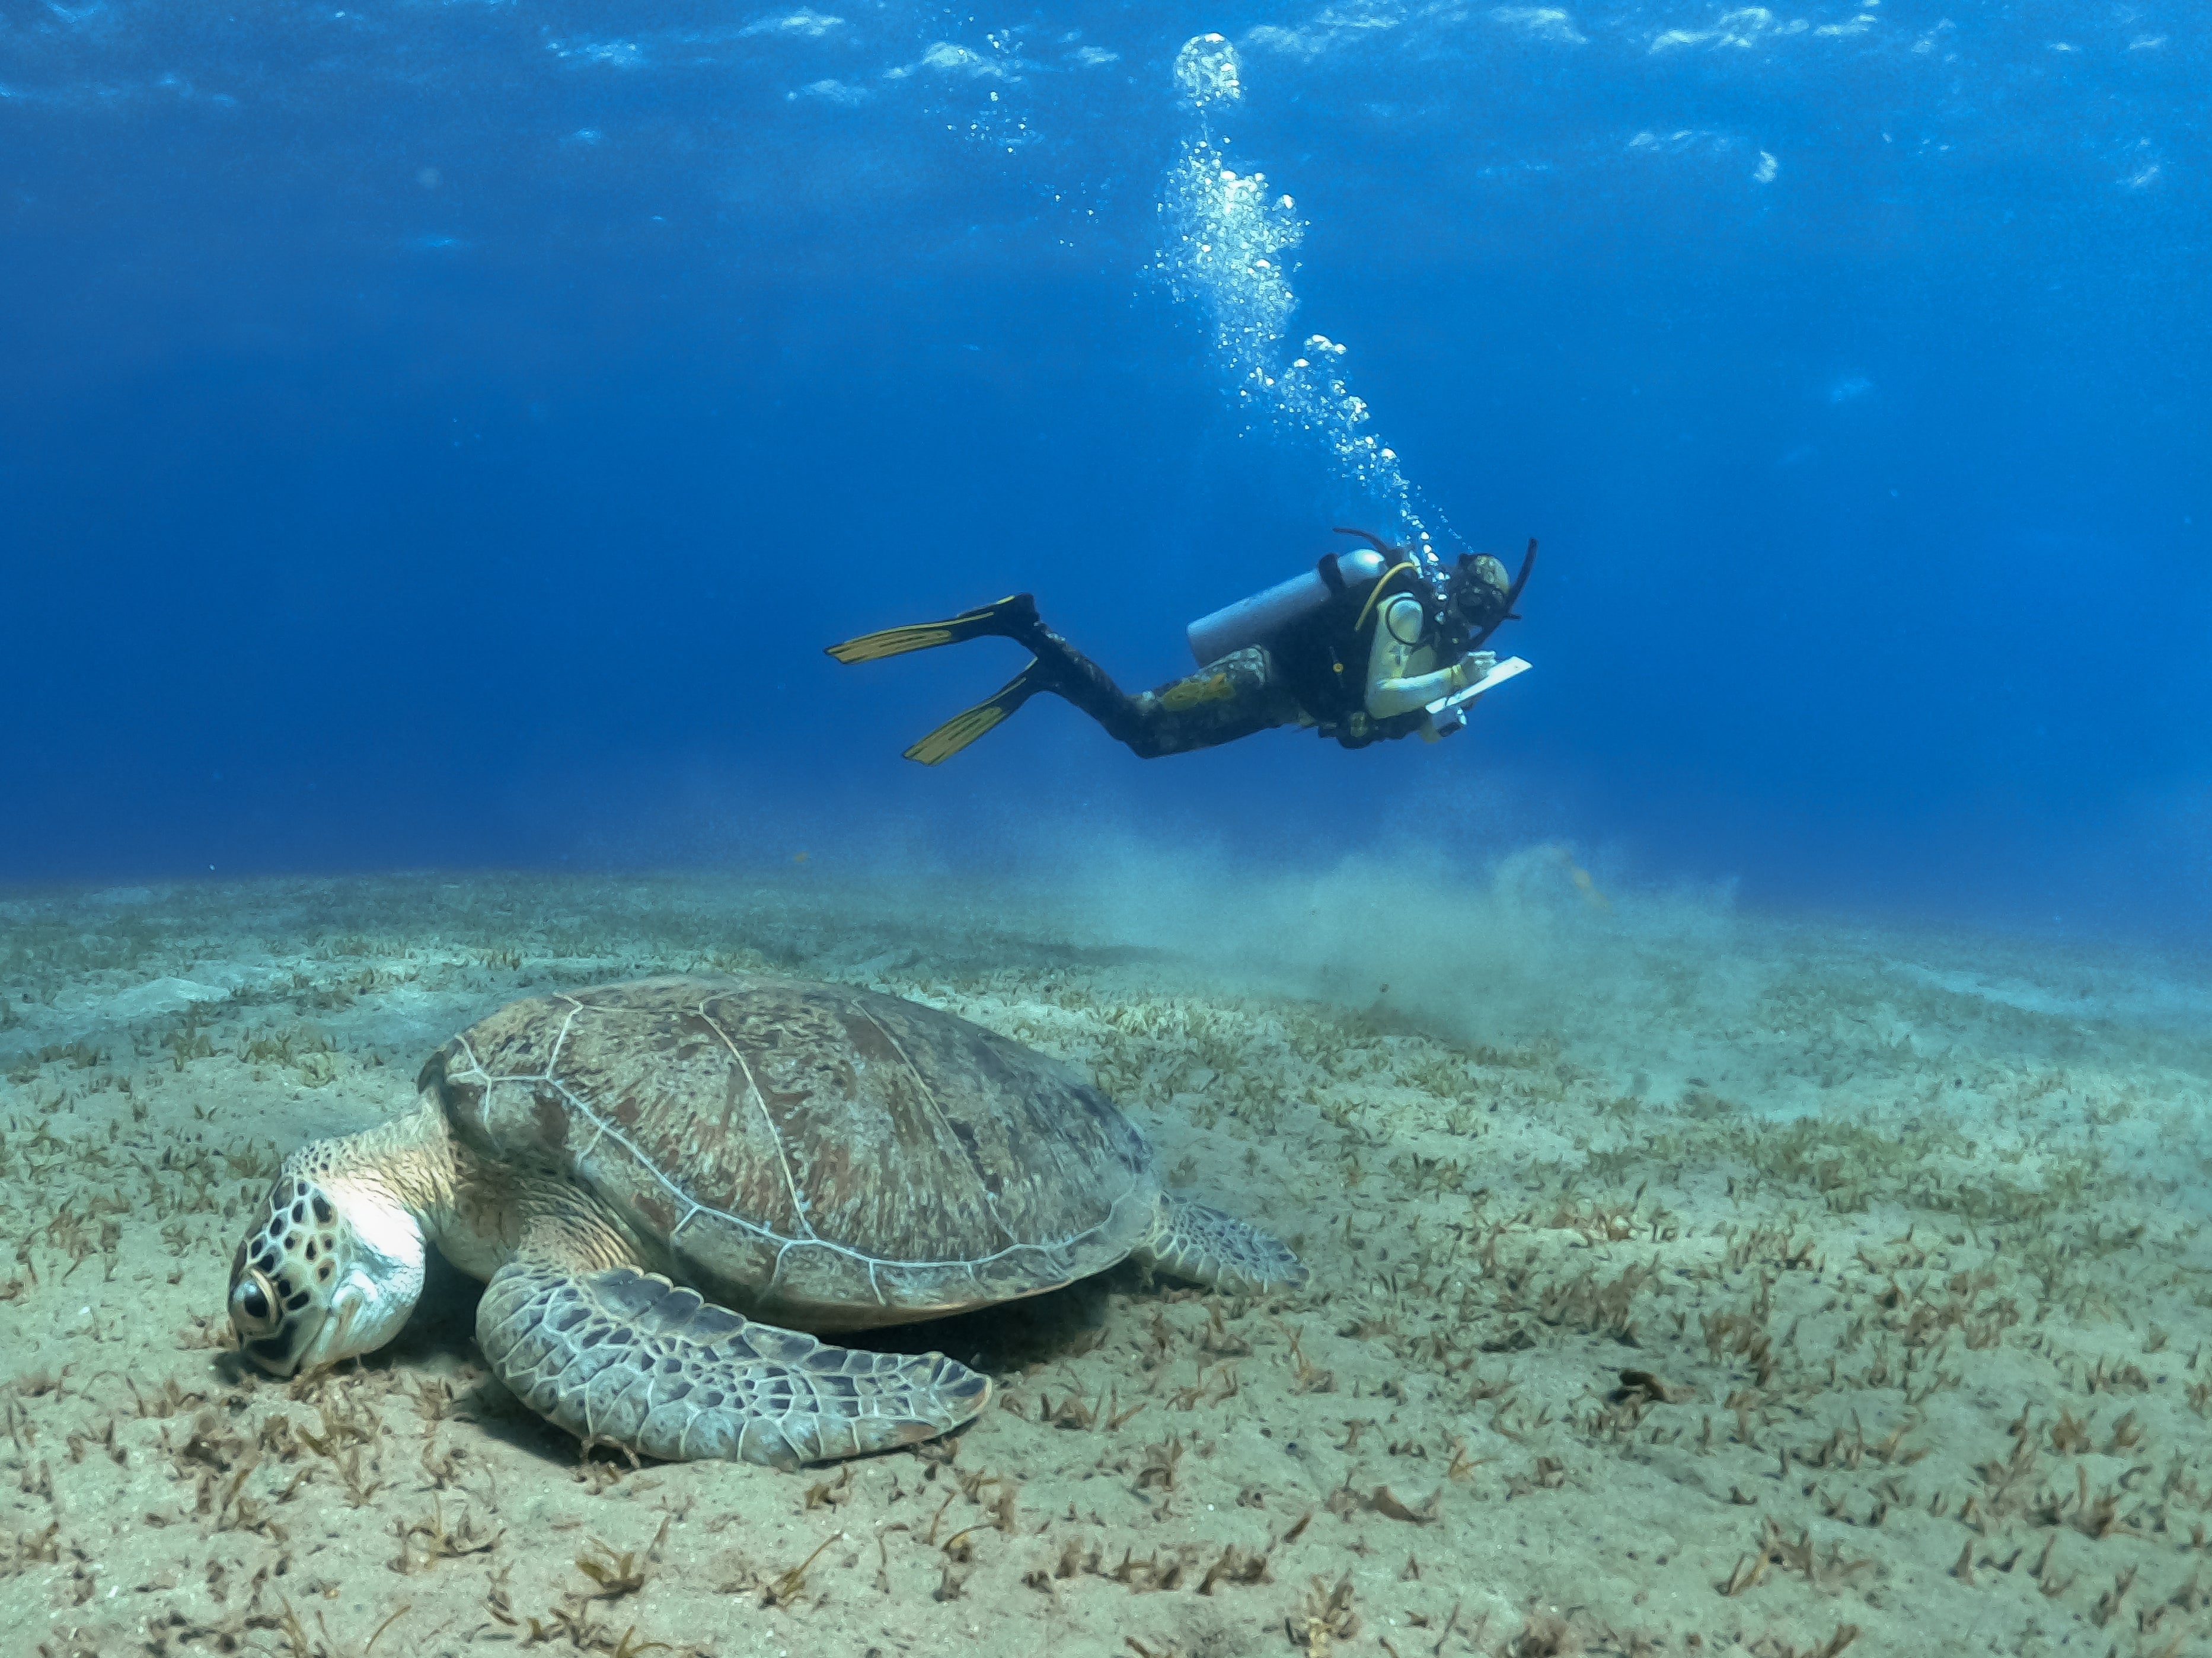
[825,595,1044,665]
[902,659,1056,765]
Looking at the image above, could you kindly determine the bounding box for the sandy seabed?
[1,855,2208,1658]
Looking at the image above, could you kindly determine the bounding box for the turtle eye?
[231,1269,280,1336]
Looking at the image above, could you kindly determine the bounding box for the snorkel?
[1465,538,1539,651]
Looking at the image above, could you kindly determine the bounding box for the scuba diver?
[826,528,1536,764]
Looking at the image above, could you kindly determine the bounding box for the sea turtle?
[225,976,1306,1468]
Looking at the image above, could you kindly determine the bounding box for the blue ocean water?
[2,1,2205,936]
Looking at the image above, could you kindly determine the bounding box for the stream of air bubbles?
[1156,32,1460,567]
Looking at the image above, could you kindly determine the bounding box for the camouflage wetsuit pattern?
[1029,638,1304,759]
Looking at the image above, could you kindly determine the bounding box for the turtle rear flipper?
[477,1252,990,1467]
[1134,1195,1308,1296]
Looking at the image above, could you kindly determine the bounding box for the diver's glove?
[1443,651,1499,694]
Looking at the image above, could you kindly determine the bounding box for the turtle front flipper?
[1134,1195,1309,1296]
[477,1257,990,1468]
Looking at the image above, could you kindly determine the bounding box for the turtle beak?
[243,1324,313,1376]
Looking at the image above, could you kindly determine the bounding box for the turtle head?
[228,1140,427,1376]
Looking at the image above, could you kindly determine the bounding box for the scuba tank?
[1185,548,1389,666]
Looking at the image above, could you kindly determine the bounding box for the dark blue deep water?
[4,2,2206,936]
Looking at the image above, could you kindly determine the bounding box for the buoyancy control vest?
[1185,552,1445,746]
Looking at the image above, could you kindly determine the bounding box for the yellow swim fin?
[826,594,1038,665]
[902,662,1046,765]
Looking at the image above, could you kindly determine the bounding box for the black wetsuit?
[1010,560,1444,757]
[827,548,1513,766]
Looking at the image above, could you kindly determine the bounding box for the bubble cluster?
[1156,34,1451,557]
[1173,31,1243,108]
